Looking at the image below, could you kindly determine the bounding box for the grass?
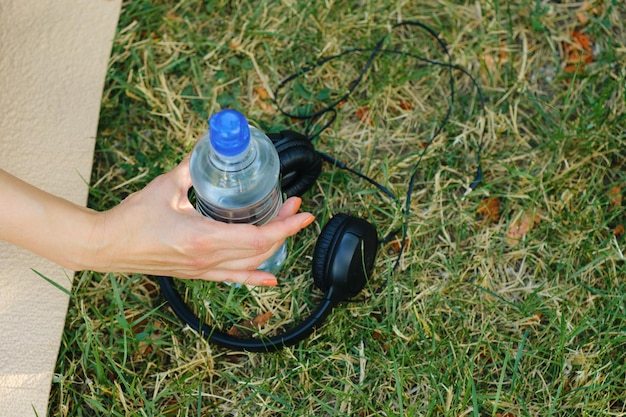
[48,0,626,416]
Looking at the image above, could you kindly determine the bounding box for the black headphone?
[157,129,379,352]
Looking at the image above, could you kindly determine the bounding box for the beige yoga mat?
[0,1,121,415]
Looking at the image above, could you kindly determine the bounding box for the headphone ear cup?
[274,136,322,198]
[312,214,378,301]
[312,214,349,292]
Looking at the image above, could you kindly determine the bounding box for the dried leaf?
[398,101,413,111]
[576,1,604,26]
[253,86,276,114]
[477,197,501,226]
[482,53,496,74]
[355,106,374,126]
[482,42,507,75]
[523,312,543,330]
[386,237,410,255]
[506,210,538,245]
[614,224,625,238]
[227,312,273,338]
[165,11,179,21]
[254,85,270,100]
[126,310,149,336]
[576,11,588,25]
[137,279,159,298]
[372,330,389,351]
[573,30,592,50]
[228,38,242,51]
[136,321,163,356]
[499,42,508,63]
[608,186,622,209]
[563,30,593,74]
[162,398,181,417]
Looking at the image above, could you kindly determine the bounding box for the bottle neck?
[210,142,256,172]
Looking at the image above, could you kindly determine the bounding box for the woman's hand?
[89,157,315,286]
[0,157,314,286]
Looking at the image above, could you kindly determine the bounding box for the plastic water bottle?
[189,109,287,274]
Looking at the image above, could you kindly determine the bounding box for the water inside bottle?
[195,184,287,275]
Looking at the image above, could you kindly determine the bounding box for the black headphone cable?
[272,20,487,270]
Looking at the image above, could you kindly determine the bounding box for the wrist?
[55,206,106,272]
[73,208,118,272]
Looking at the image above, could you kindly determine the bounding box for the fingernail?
[261,278,278,287]
[294,197,302,213]
[301,214,315,228]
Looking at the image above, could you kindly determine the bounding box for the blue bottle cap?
[208,109,250,156]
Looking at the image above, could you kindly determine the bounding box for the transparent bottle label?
[195,183,282,226]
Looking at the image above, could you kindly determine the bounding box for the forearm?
[0,169,101,270]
